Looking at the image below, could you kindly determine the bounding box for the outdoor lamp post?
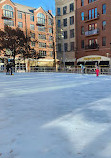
[60,29,65,71]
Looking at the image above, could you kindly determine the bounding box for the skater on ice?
[95,66,99,77]
[80,64,85,74]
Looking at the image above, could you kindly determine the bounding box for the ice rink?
[0,72,111,158]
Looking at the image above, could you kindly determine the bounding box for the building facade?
[76,0,111,67]
[55,0,76,67]
[0,0,56,69]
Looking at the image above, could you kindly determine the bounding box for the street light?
[59,29,66,71]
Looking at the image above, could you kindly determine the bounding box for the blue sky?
[12,0,55,15]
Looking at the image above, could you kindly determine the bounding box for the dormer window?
[3,5,13,18]
[37,13,45,26]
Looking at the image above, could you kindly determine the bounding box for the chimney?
[48,10,52,14]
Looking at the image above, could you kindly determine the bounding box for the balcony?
[36,22,45,26]
[85,13,100,22]
[2,14,13,20]
[85,28,100,37]
[36,17,45,26]
[85,44,99,50]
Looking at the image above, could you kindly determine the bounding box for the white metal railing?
[85,28,99,36]
[1,66,111,75]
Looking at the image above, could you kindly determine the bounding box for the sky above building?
[12,0,55,15]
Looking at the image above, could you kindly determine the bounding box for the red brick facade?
[0,0,56,67]
[76,0,111,66]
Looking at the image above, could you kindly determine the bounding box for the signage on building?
[77,55,110,62]
[83,57,101,61]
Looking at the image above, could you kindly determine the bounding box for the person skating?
[95,67,99,77]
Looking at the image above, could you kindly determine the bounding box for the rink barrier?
[1,66,111,75]
[29,67,111,75]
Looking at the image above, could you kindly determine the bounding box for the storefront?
[77,55,110,67]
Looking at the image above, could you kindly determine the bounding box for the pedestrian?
[95,67,99,77]
[6,64,10,75]
[80,64,85,74]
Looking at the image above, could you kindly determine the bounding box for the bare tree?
[0,25,37,67]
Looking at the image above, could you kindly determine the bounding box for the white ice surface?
[0,72,111,158]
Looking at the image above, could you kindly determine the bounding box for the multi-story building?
[76,0,111,67]
[55,0,76,67]
[0,0,56,69]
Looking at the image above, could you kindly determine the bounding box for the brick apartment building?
[76,0,111,67]
[0,0,56,69]
[55,0,76,67]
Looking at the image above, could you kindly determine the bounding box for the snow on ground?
[0,72,111,158]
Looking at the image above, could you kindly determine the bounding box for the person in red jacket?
[95,67,99,77]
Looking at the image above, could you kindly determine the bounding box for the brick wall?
[76,0,111,59]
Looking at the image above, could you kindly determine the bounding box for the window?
[63,6,67,15]
[88,0,97,3]
[102,21,106,30]
[88,8,97,20]
[88,39,97,45]
[64,43,68,52]
[58,43,61,52]
[63,18,67,27]
[18,22,23,28]
[64,31,67,39]
[70,16,74,25]
[70,42,74,51]
[49,36,53,41]
[70,29,74,38]
[49,43,53,48]
[30,24,35,30]
[18,11,22,19]
[102,4,106,14]
[38,34,46,40]
[88,23,97,31]
[49,51,53,57]
[81,26,84,35]
[4,19,14,26]
[81,40,84,48]
[49,18,52,25]
[81,0,84,6]
[58,20,61,27]
[102,37,106,46]
[30,33,35,38]
[39,50,46,56]
[31,41,35,47]
[39,42,46,48]
[49,28,53,33]
[81,12,84,21]
[37,13,45,25]
[57,8,61,16]
[38,26,45,32]
[3,5,13,18]
[70,3,74,12]
[30,15,34,22]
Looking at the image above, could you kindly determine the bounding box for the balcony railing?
[36,22,45,26]
[2,14,13,19]
[36,17,45,26]
[85,44,99,50]
[85,28,100,37]
[2,10,13,19]
[85,13,100,22]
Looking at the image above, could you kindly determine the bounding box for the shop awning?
[77,62,85,65]
[99,61,109,66]
[85,61,98,66]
